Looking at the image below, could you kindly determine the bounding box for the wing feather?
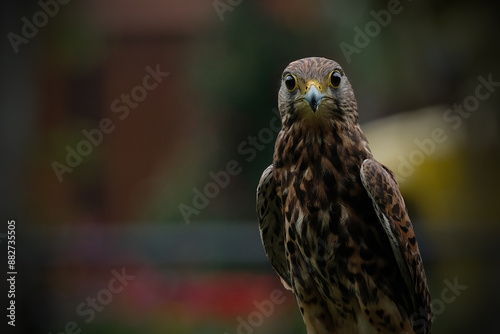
[360,159,432,330]
[256,164,291,288]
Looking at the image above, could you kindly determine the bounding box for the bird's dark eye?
[329,70,342,88]
[284,74,297,91]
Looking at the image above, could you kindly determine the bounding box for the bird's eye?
[284,74,297,91]
[329,70,342,88]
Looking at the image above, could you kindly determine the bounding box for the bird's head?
[278,57,358,128]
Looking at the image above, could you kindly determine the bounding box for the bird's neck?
[274,119,372,173]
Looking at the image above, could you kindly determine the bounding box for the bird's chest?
[276,142,368,254]
[278,161,369,275]
[274,126,370,239]
[274,137,381,321]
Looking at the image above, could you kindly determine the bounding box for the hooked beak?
[303,85,325,112]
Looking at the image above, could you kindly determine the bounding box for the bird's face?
[278,57,358,128]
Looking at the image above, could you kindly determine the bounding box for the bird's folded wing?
[360,159,431,318]
[256,164,292,289]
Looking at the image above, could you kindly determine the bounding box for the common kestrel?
[256,57,432,333]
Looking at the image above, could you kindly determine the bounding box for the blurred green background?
[1,0,499,333]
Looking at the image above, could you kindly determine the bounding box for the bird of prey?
[256,57,432,334]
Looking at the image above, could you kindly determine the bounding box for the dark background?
[1,0,499,333]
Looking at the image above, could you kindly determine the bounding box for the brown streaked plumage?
[256,57,432,333]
